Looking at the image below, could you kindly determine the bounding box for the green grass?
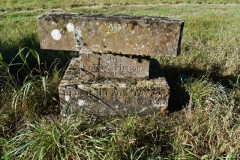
[1,0,240,159]
[5,114,174,159]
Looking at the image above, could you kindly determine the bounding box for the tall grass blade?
[0,53,2,61]
[42,76,47,106]
[29,49,40,67]
[9,47,27,67]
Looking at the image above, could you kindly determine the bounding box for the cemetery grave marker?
[37,13,184,116]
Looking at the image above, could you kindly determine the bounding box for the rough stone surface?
[37,13,184,116]
[59,60,170,116]
[76,52,150,80]
[38,13,184,57]
[62,57,163,82]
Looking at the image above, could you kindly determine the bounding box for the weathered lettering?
[59,77,169,116]
[78,52,150,80]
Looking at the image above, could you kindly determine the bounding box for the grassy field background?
[1,0,240,159]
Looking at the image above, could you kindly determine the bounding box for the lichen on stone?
[136,80,154,89]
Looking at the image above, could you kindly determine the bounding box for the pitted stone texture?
[38,13,184,57]
[59,76,170,116]
[61,57,163,83]
[78,52,149,80]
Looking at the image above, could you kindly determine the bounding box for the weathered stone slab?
[59,58,169,116]
[38,13,184,57]
[77,52,149,80]
[59,80,169,116]
[63,55,149,81]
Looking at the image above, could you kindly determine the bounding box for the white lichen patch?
[78,99,85,106]
[51,29,61,40]
[118,83,127,88]
[92,83,100,88]
[51,21,57,26]
[152,103,161,109]
[78,84,84,89]
[67,23,74,32]
[65,95,70,101]
[81,22,86,27]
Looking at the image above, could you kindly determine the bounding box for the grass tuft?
[174,78,240,158]
[4,114,173,159]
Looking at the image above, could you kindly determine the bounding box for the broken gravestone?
[37,13,184,116]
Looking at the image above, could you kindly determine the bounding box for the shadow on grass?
[150,59,189,113]
[165,66,239,112]
[150,59,239,113]
[0,32,77,82]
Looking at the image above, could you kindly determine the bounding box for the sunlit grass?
[3,112,174,159]
[174,77,240,159]
[1,0,240,13]
[0,0,240,159]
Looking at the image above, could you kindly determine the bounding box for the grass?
[1,0,240,159]
[175,79,240,159]
[5,114,173,159]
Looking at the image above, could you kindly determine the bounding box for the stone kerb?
[37,13,184,116]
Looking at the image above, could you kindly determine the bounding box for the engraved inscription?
[59,78,169,116]
[79,52,150,80]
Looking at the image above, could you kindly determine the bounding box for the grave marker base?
[59,58,170,116]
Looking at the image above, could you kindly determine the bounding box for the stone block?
[78,52,150,80]
[38,13,184,57]
[59,58,170,116]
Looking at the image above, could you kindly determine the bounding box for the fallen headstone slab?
[38,13,184,57]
